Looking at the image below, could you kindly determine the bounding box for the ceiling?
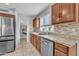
[0,3,51,16]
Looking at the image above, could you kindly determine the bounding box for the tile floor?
[2,39,40,56]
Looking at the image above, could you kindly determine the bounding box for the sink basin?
[39,32,48,35]
[39,33,47,35]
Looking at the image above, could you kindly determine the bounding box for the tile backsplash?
[40,26,54,32]
[54,24,79,35]
[40,23,79,35]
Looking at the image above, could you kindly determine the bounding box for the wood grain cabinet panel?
[55,42,68,54]
[30,34,32,44]
[33,18,36,28]
[33,35,35,46]
[30,34,41,53]
[36,37,41,53]
[33,17,40,28]
[77,3,79,22]
[52,4,60,24]
[30,34,34,45]
[60,3,75,23]
[52,3,75,24]
[55,49,67,56]
[54,42,77,56]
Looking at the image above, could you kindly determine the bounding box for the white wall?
[15,12,33,48]
[38,7,51,17]
[15,13,33,48]
[38,6,51,30]
[26,17,33,42]
[19,14,33,42]
[15,11,20,48]
[20,14,28,25]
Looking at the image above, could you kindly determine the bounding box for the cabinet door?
[31,34,34,45]
[33,18,40,28]
[33,35,36,47]
[77,3,79,22]
[33,19,36,28]
[33,35,37,48]
[36,37,41,53]
[55,49,67,56]
[32,35,35,46]
[36,18,40,28]
[32,35,34,45]
[60,3,75,23]
[55,42,68,54]
[52,4,60,24]
[54,42,68,56]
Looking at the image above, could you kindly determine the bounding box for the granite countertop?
[30,32,79,47]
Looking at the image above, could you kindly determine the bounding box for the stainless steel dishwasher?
[41,37,53,56]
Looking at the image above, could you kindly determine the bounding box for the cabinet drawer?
[55,42,68,54]
[55,49,67,56]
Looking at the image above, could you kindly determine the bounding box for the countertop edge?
[30,32,77,47]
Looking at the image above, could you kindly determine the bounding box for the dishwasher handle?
[42,40,48,45]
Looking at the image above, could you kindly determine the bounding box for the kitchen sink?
[31,31,48,35]
[39,32,48,35]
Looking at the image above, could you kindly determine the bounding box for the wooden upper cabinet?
[52,4,60,24]
[52,3,75,24]
[60,3,75,23]
[33,18,35,28]
[36,17,40,28]
[77,3,79,22]
[33,17,40,28]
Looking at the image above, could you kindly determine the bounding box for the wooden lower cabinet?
[36,37,41,53]
[55,42,68,54]
[30,34,33,44]
[54,42,77,56]
[30,34,41,53]
[30,34,77,56]
[55,49,67,56]
[33,35,37,48]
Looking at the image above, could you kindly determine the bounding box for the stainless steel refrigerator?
[0,16,15,55]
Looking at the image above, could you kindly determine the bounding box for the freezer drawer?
[0,40,14,54]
